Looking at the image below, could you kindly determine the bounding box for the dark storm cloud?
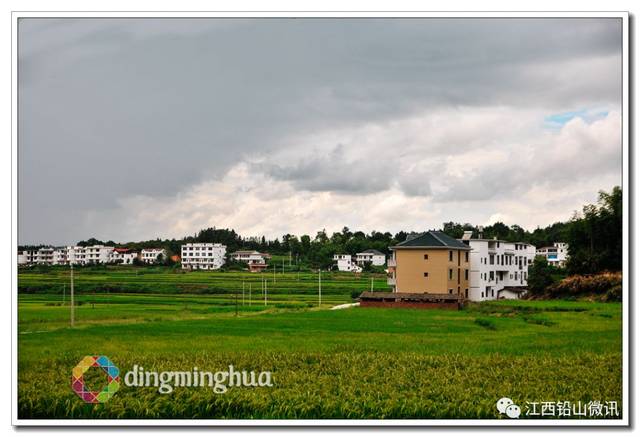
[18,18,622,244]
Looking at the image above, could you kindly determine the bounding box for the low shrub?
[474,317,497,330]
[545,272,622,301]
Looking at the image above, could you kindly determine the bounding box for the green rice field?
[17,267,623,420]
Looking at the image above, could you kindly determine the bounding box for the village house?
[230,250,270,272]
[140,248,166,264]
[181,243,226,270]
[333,254,363,273]
[536,242,569,267]
[459,231,536,301]
[355,249,386,266]
[387,231,471,295]
[66,245,115,265]
[18,249,38,265]
[109,248,138,265]
[53,248,68,265]
[361,231,470,309]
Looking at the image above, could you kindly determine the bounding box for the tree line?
[19,186,622,275]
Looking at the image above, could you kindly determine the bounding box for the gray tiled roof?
[393,231,470,250]
[359,249,384,255]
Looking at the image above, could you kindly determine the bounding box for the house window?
[449,269,453,280]
[465,289,469,298]
[449,251,453,261]
[449,289,453,294]
[465,269,469,280]
[424,254,428,260]
[423,272,429,277]
[457,286,460,295]
[465,252,469,262]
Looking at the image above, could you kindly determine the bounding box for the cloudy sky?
[18,18,622,245]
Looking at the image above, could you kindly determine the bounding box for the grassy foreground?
[18,294,622,420]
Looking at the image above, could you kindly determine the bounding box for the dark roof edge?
[389,245,471,251]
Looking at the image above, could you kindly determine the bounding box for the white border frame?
[11,10,630,427]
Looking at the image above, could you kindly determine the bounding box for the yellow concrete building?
[388,231,471,299]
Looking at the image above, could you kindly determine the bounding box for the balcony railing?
[387,277,396,286]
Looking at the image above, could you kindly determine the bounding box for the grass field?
[17,268,623,420]
[18,264,389,296]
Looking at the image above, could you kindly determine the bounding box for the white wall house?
[53,248,68,265]
[536,242,569,267]
[230,250,270,272]
[181,243,226,270]
[230,250,270,264]
[18,247,57,264]
[67,245,114,265]
[18,249,38,265]
[109,248,138,265]
[460,235,535,301]
[141,248,166,264]
[355,249,386,266]
[333,254,363,273]
[19,246,110,265]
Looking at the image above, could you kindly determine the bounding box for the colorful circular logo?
[71,355,120,403]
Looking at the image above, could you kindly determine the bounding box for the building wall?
[141,249,165,264]
[336,258,362,272]
[356,253,386,266]
[181,243,226,270]
[536,242,568,267]
[394,248,469,295]
[67,245,114,265]
[467,240,534,301]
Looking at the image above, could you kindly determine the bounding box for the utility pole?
[318,269,322,307]
[70,263,75,327]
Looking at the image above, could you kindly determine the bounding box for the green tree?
[566,186,622,274]
[527,256,556,296]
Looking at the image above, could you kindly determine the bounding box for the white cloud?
[76,107,621,243]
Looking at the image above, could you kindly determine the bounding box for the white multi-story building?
[18,247,68,265]
[19,245,139,266]
[140,248,166,264]
[53,247,68,265]
[109,248,139,265]
[181,243,226,270]
[355,249,386,266]
[333,254,363,273]
[460,233,536,301]
[536,242,569,267]
[18,247,55,264]
[34,247,55,264]
[67,245,114,265]
[18,249,38,265]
